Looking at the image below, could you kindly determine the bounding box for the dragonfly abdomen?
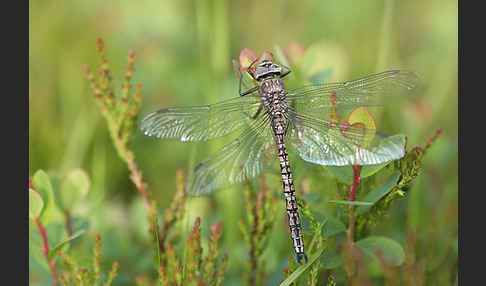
[274,126,307,264]
[265,76,307,263]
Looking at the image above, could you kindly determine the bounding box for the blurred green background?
[30,0,457,285]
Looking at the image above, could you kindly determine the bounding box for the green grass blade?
[279,246,326,286]
[328,200,373,206]
[48,230,85,259]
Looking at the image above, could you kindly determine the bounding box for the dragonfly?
[140,54,419,264]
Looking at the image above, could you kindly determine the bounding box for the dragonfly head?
[254,60,283,81]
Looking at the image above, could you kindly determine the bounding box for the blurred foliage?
[30,0,457,285]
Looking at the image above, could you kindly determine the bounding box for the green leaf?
[355,236,405,266]
[324,165,353,185]
[321,215,346,236]
[298,41,346,81]
[348,107,376,148]
[360,161,392,178]
[309,68,333,85]
[298,45,319,76]
[29,188,44,220]
[329,200,373,206]
[322,251,342,269]
[47,230,85,259]
[59,169,90,211]
[32,170,56,226]
[356,171,401,215]
[279,245,326,286]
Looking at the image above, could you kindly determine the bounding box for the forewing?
[141,95,262,141]
[286,109,405,166]
[185,115,276,195]
[286,70,419,120]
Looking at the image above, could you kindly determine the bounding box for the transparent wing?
[286,109,405,166]
[286,70,419,119]
[185,115,276,195]
[140,95,263,141]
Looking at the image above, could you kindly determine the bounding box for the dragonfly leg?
[239,86,258,97]
[280,70,291,79]
[246,58,259,80]
[238,57,259,96]
[273,60,292,79]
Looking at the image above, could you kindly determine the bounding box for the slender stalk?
[307,222,324,254]
[346,165,361,284]
[93,234,102,284]
[248,192,260,286]
[83,39,159,278]
[347,165,361,243]
[65,211,73,237]
[105,114,151,213]
[123,147,149,203]
[35,218,58,286]
[104,262,119,286]
[83,39,150,207]
[158,170,185,268]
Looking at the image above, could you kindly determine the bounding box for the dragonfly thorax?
[260,78,289,125]
[260,77,286,96]
[260,78,287,104]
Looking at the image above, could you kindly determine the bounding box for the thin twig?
[248,193,260,286]
[35,218,59,286]
[347,165,361,243]
[346,165,361,284]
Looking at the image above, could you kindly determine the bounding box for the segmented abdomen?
[273,121,307,264]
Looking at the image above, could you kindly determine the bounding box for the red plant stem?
[347,165,361,243]
[35,218,59,286]
[348,165,361,202]
[346,165,361,284]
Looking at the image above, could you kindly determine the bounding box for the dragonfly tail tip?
[297,253,308,264]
